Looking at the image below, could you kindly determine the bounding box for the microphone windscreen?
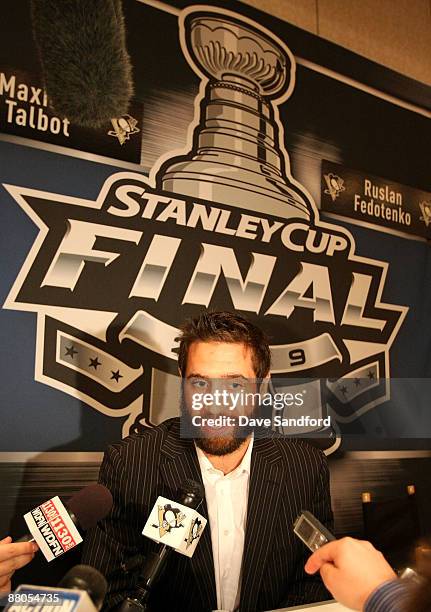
[177,479,204,509]
[59,564,107,610]
[31,0,134,127]
[67,484,113,531]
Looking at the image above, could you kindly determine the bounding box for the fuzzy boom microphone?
[31,0,134,128]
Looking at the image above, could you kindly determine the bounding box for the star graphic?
[111,369,123,382]
[89,357,102,370]
[65,345,78,358]
[354,378,361,387]
[367,370,375,380]
[340,385,348,396]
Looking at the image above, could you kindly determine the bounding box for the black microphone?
[18,484,113,550]
[4,565,108,611]
[59,564,108,611]
[30,0,134,128]
[117,479,205,611]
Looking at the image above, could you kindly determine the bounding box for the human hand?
[0,536,38,593]
[305,537,397,610]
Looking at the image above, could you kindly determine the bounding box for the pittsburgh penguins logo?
[153,503,186,537]
[185,517,204,549]
[324,173,346,201]
[419,201,431,227]
[184,517,203,549]
[108,114,140,145]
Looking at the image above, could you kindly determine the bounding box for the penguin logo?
[185,517,203,549]
[108,114,140,145]
[419,201,431,227]
[324,173,346,202]
[153,503,186,537]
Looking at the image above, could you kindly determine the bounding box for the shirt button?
[224,529,229,536]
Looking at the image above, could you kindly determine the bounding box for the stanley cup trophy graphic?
[160,10,313,220]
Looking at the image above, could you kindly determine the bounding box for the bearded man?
[82,311,333,611]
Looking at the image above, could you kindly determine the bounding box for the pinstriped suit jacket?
[82,418,333,611]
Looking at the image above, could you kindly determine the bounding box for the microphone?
[18,484,113,562]
[117,479,206,611]
[30,0,134,128]
[3,564,107,612]
[67,484,113,531]
[59,564,108,610]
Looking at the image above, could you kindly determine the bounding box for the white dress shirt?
[195,436,254,612]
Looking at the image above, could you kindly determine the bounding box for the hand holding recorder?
[294,511,396,610]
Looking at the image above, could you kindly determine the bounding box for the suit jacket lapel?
[240,436,283,611]
[159,422,217,611]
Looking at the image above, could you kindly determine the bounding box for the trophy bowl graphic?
[160,11,312,220]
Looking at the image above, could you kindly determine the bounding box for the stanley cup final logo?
[3,6,407,449]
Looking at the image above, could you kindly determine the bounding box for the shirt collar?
[195,434,254,478]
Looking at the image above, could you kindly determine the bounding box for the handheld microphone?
[18,484,113,562]
[3,564,107,612]
[30,0,134,128]
[117,479,206,611]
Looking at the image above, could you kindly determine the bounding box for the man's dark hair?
[175,311,271,379]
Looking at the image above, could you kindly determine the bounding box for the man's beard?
[180,390,254,456]
[195,433,246,456]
